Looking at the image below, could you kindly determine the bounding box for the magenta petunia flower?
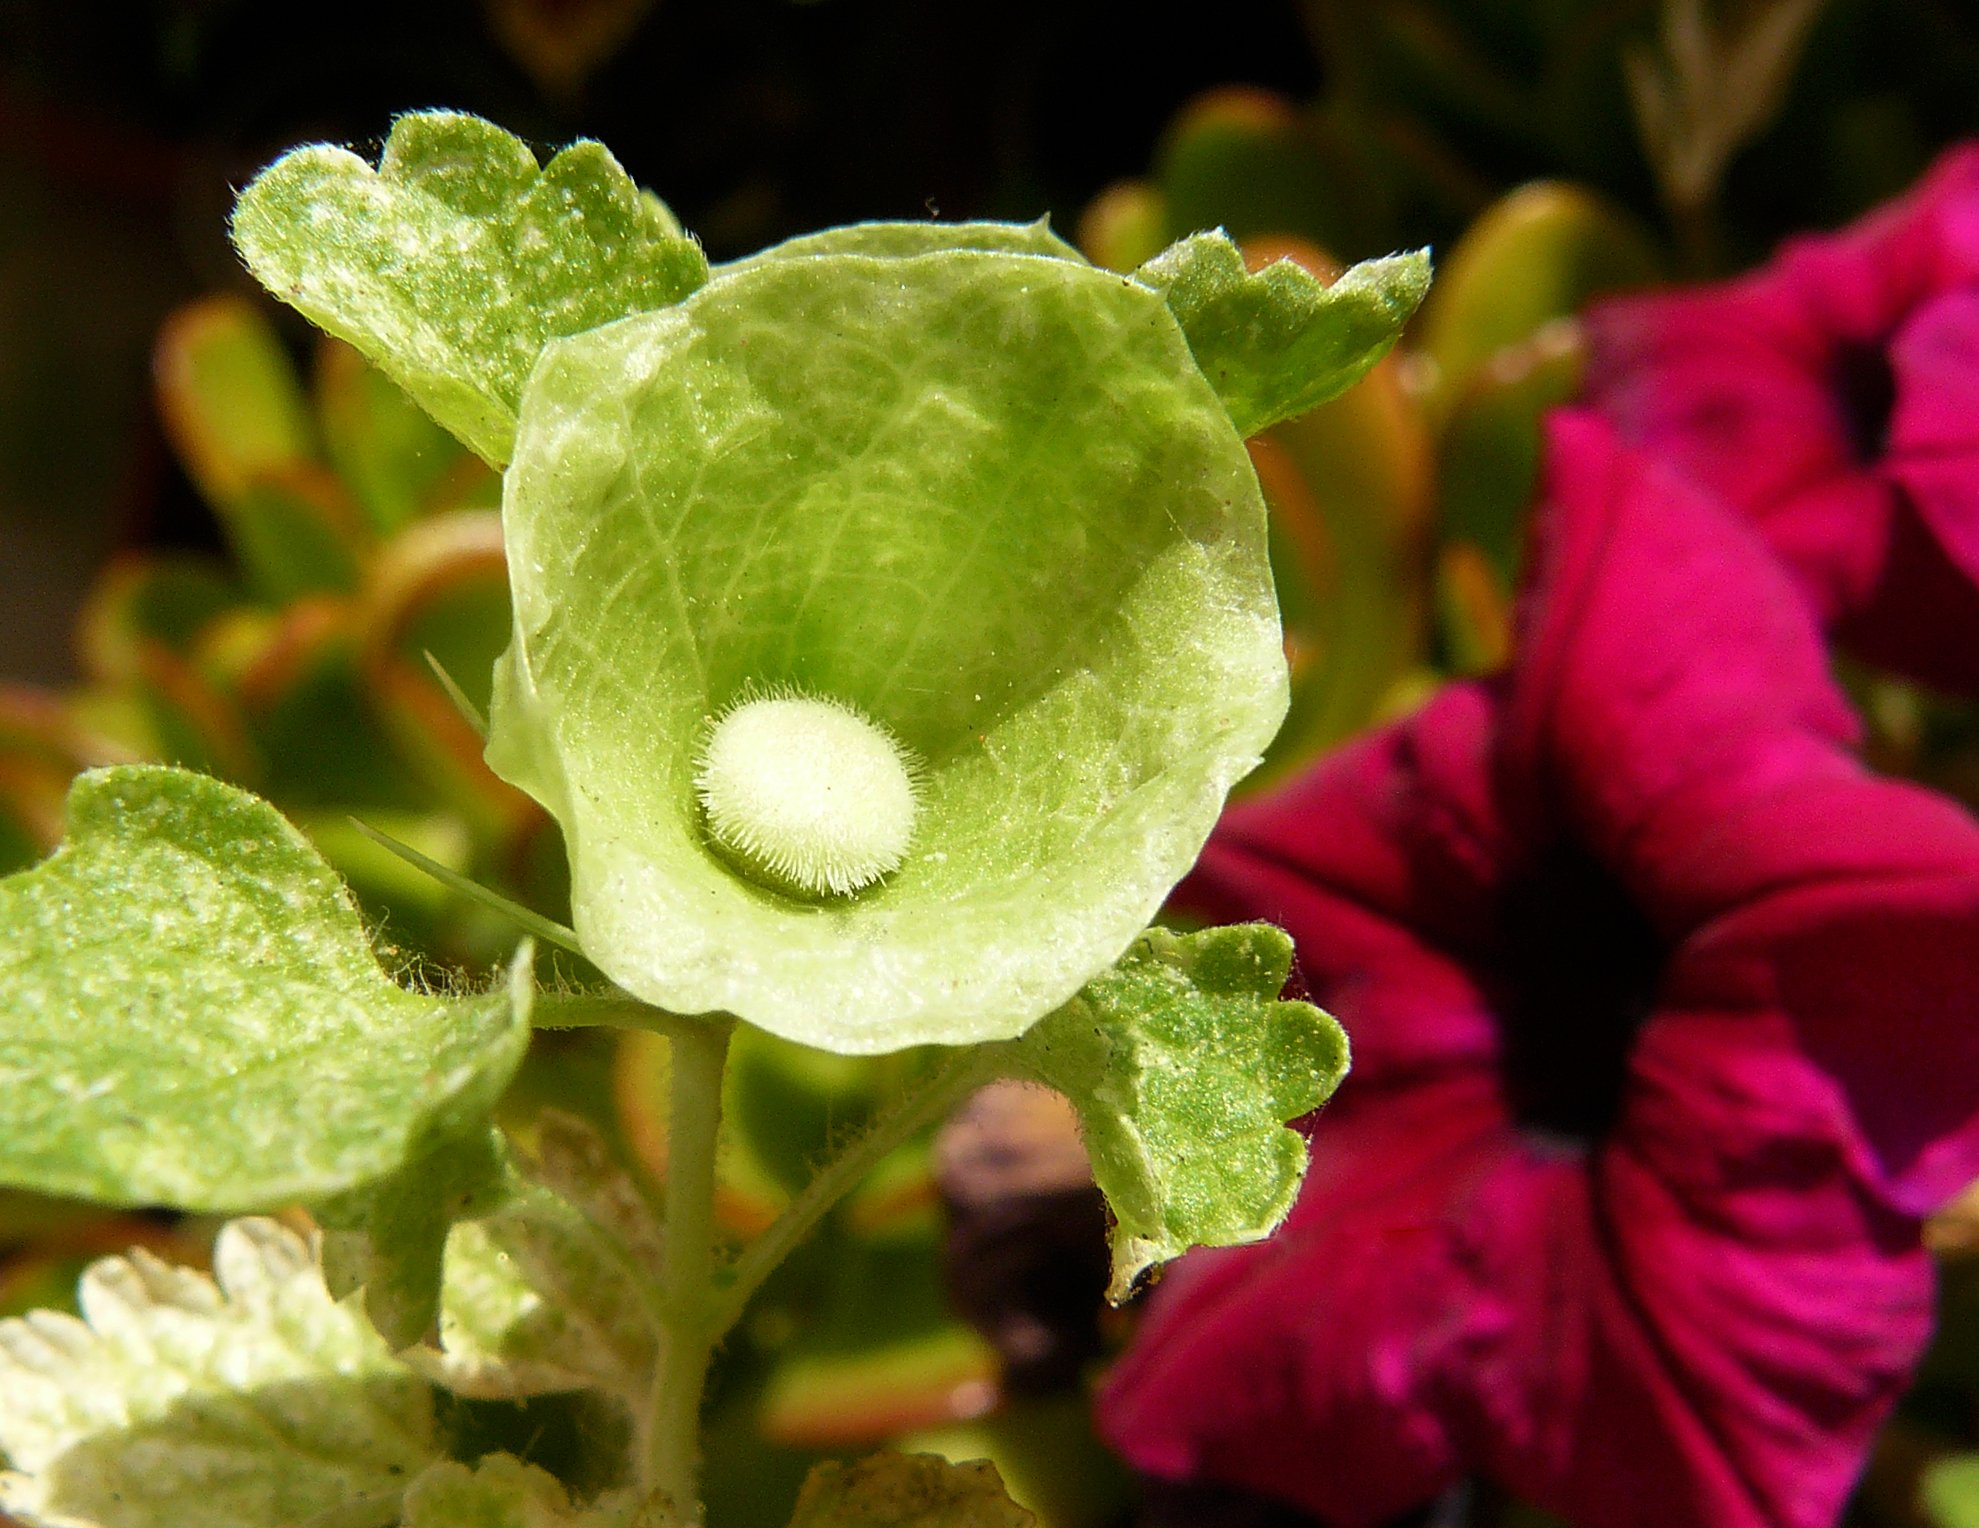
[1096,414,1979,1528]
[1583,144,1979,692]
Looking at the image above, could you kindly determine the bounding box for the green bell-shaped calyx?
[487,238,1289,1052]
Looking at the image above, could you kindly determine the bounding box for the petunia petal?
[1180,685,1507,1086]
[1107,389,1977,1528]
[1490,994,1936,1528]
[1674,789,1979,1214]
[1830,491,1979,692]
[1503,413,1858,927]
[1581,143,1979,689]
[1582,286,1857,565]
[1097,1071,1511,1527]
[1884,291,1979,631]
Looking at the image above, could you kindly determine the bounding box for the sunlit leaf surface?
[1014,924,1348,1299]
[0,766,530,1211]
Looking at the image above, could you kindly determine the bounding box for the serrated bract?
[231,110,707,467]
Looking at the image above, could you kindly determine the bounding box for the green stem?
[346,816,585,957]
[531,988,704,1042]
[643,1016,733,1521]
[703,1046,995,1343]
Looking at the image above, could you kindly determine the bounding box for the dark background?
[5,0,1977,685]
[0,0,1324,686]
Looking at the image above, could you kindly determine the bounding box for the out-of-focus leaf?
[615,1027,804,1239]
[1435,319,1585,582]
[315,338,496,537]
[1076,182,1172,273]
[0,1219,437,1528]
[0,1214,203,1322]
[154,300,371,600]
[899,1396,1130,1528]
[75,558,256,781]
[76,556,237,680]
[482,0,661,100]
[365,511,511,716]
[1415,181,1659,410]
[788,1454,1034,1528]
[1153,88,1344,251]
[400,1453,675,1528]
[1435,541,1515,676]
[363,511,531,839]
[1930,1176,1979,1258]
[222,598,415,808]
[152,296,314,508]
[229,466,368,602]
[1925,1453,1979,1528]
[295,810,471,945]
[756,1232,1000,1450]
[0,686,133,873]
[754,1128,1000,1453]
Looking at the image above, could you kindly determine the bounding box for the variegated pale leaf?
[0,1219,437,1528]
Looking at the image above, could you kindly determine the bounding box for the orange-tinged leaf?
[154,296,315,506]
[1415,181,1659,414]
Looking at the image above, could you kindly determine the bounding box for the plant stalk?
[643,1015,733,1520]
[703,1045,995,1343]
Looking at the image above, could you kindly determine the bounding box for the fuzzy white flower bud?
[694,690,921,898]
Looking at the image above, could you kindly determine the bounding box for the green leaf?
[401,1454,676,1528]
[315,338,494,536]
[411,1111,661,1412]
[319,1127,513,1350]
[0,1218,438,1528]
[1011,924,1348,1299]
[726,218,1083,269]
[1414,182,1656,412]
[487,244,1287,1053]
[231,110,709,466]
[0,766,532,1211]
[1926,1454,1979,1528]
[1135,231,1431,437]
[152,296,316,510]
[788,1453,1035,1528]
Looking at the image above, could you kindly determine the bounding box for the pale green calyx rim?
[487,237,1289,1053]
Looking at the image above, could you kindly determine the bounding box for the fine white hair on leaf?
[693,685,923,898]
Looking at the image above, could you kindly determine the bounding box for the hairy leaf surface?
[232,111,707,466]
[725,218,1082,269]
[0,766,531,1212]
[319,1127,514,1350]
[1013,924,1348,1299]
[412,1112,661,1409]
[1136,232,1431,436]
